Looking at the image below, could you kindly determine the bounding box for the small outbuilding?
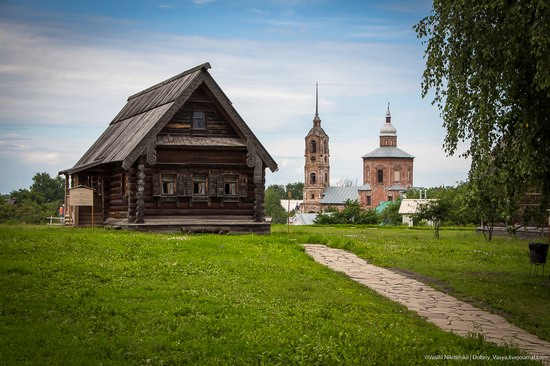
[59,63,278,233]
[398,199,436,227]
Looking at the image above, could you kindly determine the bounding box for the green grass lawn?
[0,225,543,365]
[277,224,550,343]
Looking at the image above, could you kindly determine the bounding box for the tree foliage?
[30,172,65,202]
[415,199,452,239]
[379,199,402,226]
[314,200,379,225]
[285,182,304,200]
[265,182,304,200]
[415,0,550,225]
[264,185,288,224]
[1,172,64,224]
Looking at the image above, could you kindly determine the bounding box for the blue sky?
[0,0,471,194]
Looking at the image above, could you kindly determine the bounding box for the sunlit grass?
[0,225,539,365]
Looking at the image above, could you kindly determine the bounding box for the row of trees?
[265,179,548,240]
[264,183,304,224]
[0,173,65,224]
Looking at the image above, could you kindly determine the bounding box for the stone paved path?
[303,244,550,362]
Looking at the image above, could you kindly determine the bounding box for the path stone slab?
[303,244,550,363]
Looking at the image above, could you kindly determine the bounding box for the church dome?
[380,122,397,136]
[380,103,397,136]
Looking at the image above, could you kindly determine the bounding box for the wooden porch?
[105,215,271,234]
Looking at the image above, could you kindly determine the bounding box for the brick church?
[301,87,414,213]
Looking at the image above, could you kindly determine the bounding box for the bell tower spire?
[302,82,330,213]
[313,82,321,127]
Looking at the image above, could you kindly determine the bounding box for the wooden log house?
[59,63,278,233]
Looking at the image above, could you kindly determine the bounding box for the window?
[193,174,207,195]
[224,175,238,195]
[310,140,317,153]
[310,193,315,200]
[192,111,206,129]
[161,174,176,195]
[387,196,393,202]
[377,169,384,183]
[367,196,372,206]
[310,172,316,184]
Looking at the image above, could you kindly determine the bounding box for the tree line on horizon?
[265,181,548,241]
[0,173,65,224]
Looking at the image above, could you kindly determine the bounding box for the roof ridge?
[127,62,211,101]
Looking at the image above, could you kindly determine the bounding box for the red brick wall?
[362,157,413,208]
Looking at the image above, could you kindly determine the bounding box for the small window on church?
[377,169,384,183]
[367,196,372,206]
[310,140,317,153]
[311,193,315,200]
[310,172,316,184]
[192,111,206,129]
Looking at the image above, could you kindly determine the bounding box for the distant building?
[301,83,330,213]
[398,199,436,226]
[301,97,414,214]
[360,104,414,209]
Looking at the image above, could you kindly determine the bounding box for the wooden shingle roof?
[61,63,277,175]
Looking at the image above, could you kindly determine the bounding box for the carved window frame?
[192,173,208,196]
[161,174,177,196]
[224,175,239,196]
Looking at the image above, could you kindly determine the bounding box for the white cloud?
[0,10,469,193]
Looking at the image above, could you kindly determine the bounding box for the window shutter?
[208,175,217,196]
[177,170,192,197]
[217,175,225,197]
[177,174,186,196]
[152,173,161,197]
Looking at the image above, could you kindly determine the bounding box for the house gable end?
[124,69,278,173]
[121,72,206,170]
[160,83,241,139]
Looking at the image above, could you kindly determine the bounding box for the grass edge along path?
[0,225,539,365]
[278,224,550,345]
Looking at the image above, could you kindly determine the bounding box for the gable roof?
[362,146,414,159]
[60,63,277,175]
